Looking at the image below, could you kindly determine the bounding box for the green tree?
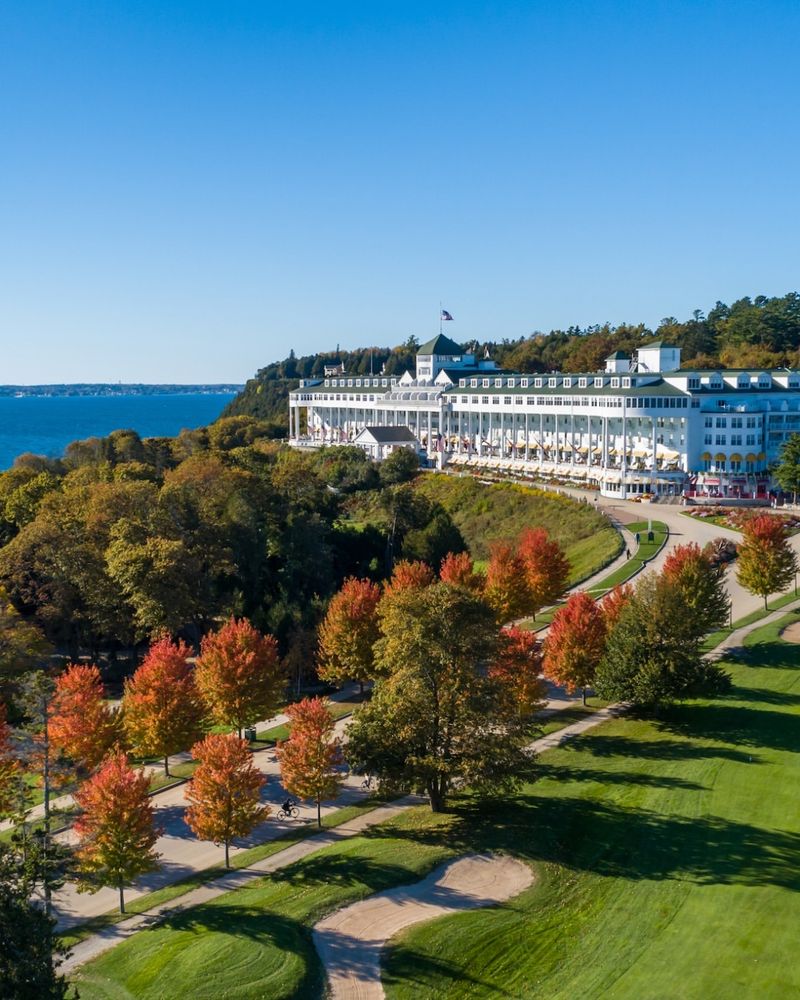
[0,845,71,999]
[774,433,800,503]
[662,542,730,634]
[595,574,730,709]
[347,582,536,811]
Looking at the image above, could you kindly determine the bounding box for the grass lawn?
[73,611,800,999]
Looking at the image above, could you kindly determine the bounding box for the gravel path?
[313,854,534,1000]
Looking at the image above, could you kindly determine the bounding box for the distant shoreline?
[0,384,242,398]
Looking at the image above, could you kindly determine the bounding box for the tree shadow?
[734,640,800,670]
[656,703,800,754]
[565,732,759,764]
[535,763,706,791]
[366,795,800,891]
[730,686,800,708]
[383,945,513,996]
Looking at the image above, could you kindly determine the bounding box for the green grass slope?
[414,475,621,582]
[73,613,800,1000]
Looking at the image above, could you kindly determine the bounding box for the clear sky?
[1,1,798,384]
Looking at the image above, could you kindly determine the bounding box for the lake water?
[0,393,238,469]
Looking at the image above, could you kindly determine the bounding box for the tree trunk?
[317,799,322,828]
[119,882,125,914]
[764,594,769,611]
[582,687,587,706]
[225,839,230,869]
[427,780,446,813]
[164,755,170,778]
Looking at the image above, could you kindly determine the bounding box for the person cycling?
[282,797,295,813]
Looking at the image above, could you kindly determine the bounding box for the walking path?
[312,854,534,1000]
[0,684,361,836]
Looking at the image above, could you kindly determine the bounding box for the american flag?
[440,309,454,321]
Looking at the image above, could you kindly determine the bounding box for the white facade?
[289,340,800,499]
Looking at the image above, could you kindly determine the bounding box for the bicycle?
[360,775,374,791]
[277,802,300,821]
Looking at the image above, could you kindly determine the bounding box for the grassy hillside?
[413,474,621,582]
[73,611,800,999]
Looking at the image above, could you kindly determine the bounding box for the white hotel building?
[289,334,800,499]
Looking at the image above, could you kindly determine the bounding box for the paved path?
[0,683,360,837]
[312,854,534,1000]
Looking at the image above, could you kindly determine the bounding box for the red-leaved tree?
[195,618,284,737]
[483,543,532,622]
[518,528,570,618]
[278,698,344,827]
[49,663,118,771]
[543,591,607,704]
[490,626,546,714]
[440,551,483,592]
[736,514,798,610]
[185,732,268,867]
[74,750,161,913]
[318,577,382,691]
[0,702,20,817]
[123,637,206,776]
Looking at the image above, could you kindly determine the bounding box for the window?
[731,417,743,428]
[704,416,713,427]
[611,377,620,387]
[526,397,534,405]
[716,417,727,428]
[730,460,742,472]
[548,378,558,388]
[622,377,631,388]
[482,379,490,387]
[688,377,700,389]
[535,378,543,388]
[521,378,529,388]
[495,378,503,387]
[460,396,468,404]
[716,434,726,445]
[563,378,572,388]
[579,377,588,388]
[482,396,489,404]
[746,416,757,428]
[731,434,742,446]
[704,433,712,445]
[594,377,604,388]
[503,396,512,406]
[746,434,756,446]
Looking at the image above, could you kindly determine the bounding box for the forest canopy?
[224,292,800,426]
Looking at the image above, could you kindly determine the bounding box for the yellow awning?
[757,451,766,460]
[701,451,712,461]
[729,453,742,462]
[715,452,726,462]
[745,453,757,462]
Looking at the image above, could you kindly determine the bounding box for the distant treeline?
[223,292,800,429]
[0,384,243,397]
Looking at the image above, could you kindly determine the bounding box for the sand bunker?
[780,620,800,644]
[313,853,533,999]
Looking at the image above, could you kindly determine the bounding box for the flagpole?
[439,301,442,337]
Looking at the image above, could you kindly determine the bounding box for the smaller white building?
[352,425,420,461]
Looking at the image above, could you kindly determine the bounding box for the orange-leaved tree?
[601,583,634,631]
[123,637,206,776]
[185,732,268,868]
[0,701,20,817]
[736,514,797,611]
[195,618,284,737]
[383,560,435,597]
[490,626,546,715]
[318,577,382,691]
[74,750,161,913]
[49,663,118,771]
[278,697,344,828]
[543,591,607,704]
[483,543,532,622]
[518,527,569,618]
[440,551,483,592]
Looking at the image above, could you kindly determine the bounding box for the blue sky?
[1,1,798,383]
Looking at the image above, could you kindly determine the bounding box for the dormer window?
[548,377,558,388]
[535,378,543,388]
[494,378,503,387]
[521,378,529,388]
[579,377,588,388]
[471,379,477,387]
[563,378,572,388]
[611,377,620,388]
[594,377,604,388]
[507,378,516,388]
[622,377,631,388]
[688,377,700,389]
[483,379,490,387]
[758,373,771,388]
